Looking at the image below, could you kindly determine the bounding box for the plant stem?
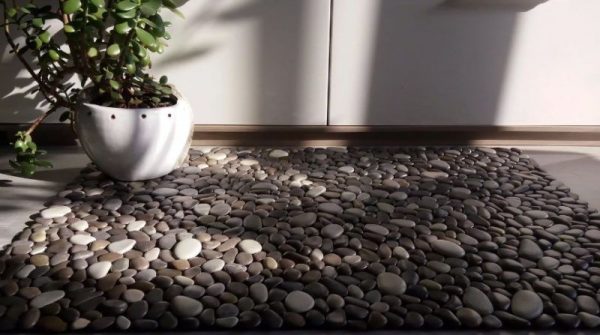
[25,105,58,136]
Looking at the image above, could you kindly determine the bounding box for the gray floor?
[1,145,600,248]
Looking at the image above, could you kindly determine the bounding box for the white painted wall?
[2,0,600,127]
[0,0,331,125]
[329,0,600,126]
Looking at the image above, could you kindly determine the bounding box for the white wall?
[0,0,331,125]
[2,0,600,127]
[329,0,600,126]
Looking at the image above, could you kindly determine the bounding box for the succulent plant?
[1,0,187,175]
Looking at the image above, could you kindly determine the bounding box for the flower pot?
[75,93,193,181]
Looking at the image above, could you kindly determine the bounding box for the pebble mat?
[1,146,600,331]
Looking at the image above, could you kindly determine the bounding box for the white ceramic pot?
[75,93,193,181]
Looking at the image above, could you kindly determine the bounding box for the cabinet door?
[153,0,331,125]
[329,0,600,126]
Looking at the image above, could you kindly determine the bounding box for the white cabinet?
[329,0,600,126]
[153,0,331,125]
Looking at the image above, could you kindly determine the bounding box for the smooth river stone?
[511,290,543,320]
[376,272,407,296]
[429,159,451,170]
[88,261,112,279]
[202,259,225,273]
[463,287,494,315]
[210,203,232,216]
[70,234,96,245]
[171,296,203,317]
[152,188,179,197]
[30,290,65,308]
[173,239,202,260]
[307,186,326,198]
[269,149,289,158]
[290,213,317,227]
[207,152,227,160]
[70,220,89,232]
[285,291,315,313]
[585,229,600,242]
[40,206,71,219]
[518,239,543,261]
[321,224,344,239]
[538,256,560,270]
[431,239,465,258]
[193,203,211,216]
[318,203,343,215]
[364,224,389,236]
[238,240,262,254]
[127,221,146,232]
[108,239,136,254]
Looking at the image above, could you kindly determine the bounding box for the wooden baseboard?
[191,125,600,147]
[1,124,599,146]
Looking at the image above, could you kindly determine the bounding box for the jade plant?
[1,0,186,175]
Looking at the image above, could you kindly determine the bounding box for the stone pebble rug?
[1,146,600,332]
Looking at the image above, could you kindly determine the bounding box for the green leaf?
[39,31,51,44]
[20,162,36,176]
[135,27,156,48]
[114,21,131,34]
[7,8,17,17]
[87,47,98,58]
[27,141,37,154]
[109,80,121,90]
[63,24,75,33]
[63,0,82,15]
[140,0,161,17]
[116,0,139,11]
[48,49,60,61]
[107,43,121,57]
[116,9,137,19]
[32,18,43,28]
[91,0,106,8]
[159,75,168,84]
[14,140,27,152]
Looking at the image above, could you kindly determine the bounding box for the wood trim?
[191,125,600,146]
[1,124,599,146]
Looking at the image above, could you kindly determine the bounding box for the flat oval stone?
[318,203,343,215]
[70,234,96,245]
[538,256,560,270]
[238,239,261,254]
[511,290,543,320]
[171,296,203,317]
[463,287,493,315]
[376,272,406,296]
[193,203,211,216]
[88,261,112,279]
[40,206,71,219]
[321,224,344,239]
[173,239,202,260]
[127,221,146,232]
[30,290,65,308]
[285,291,315,313]
[290,213,317,227]
[210,203,232,216]
[152,188,179,197]
[269,149,288,158]
[364,224,389,236]
[108,239,136,254]
[518,239,543,261]
[307,186,326,198]
[431,239,465,258]
[202,259,225,273]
